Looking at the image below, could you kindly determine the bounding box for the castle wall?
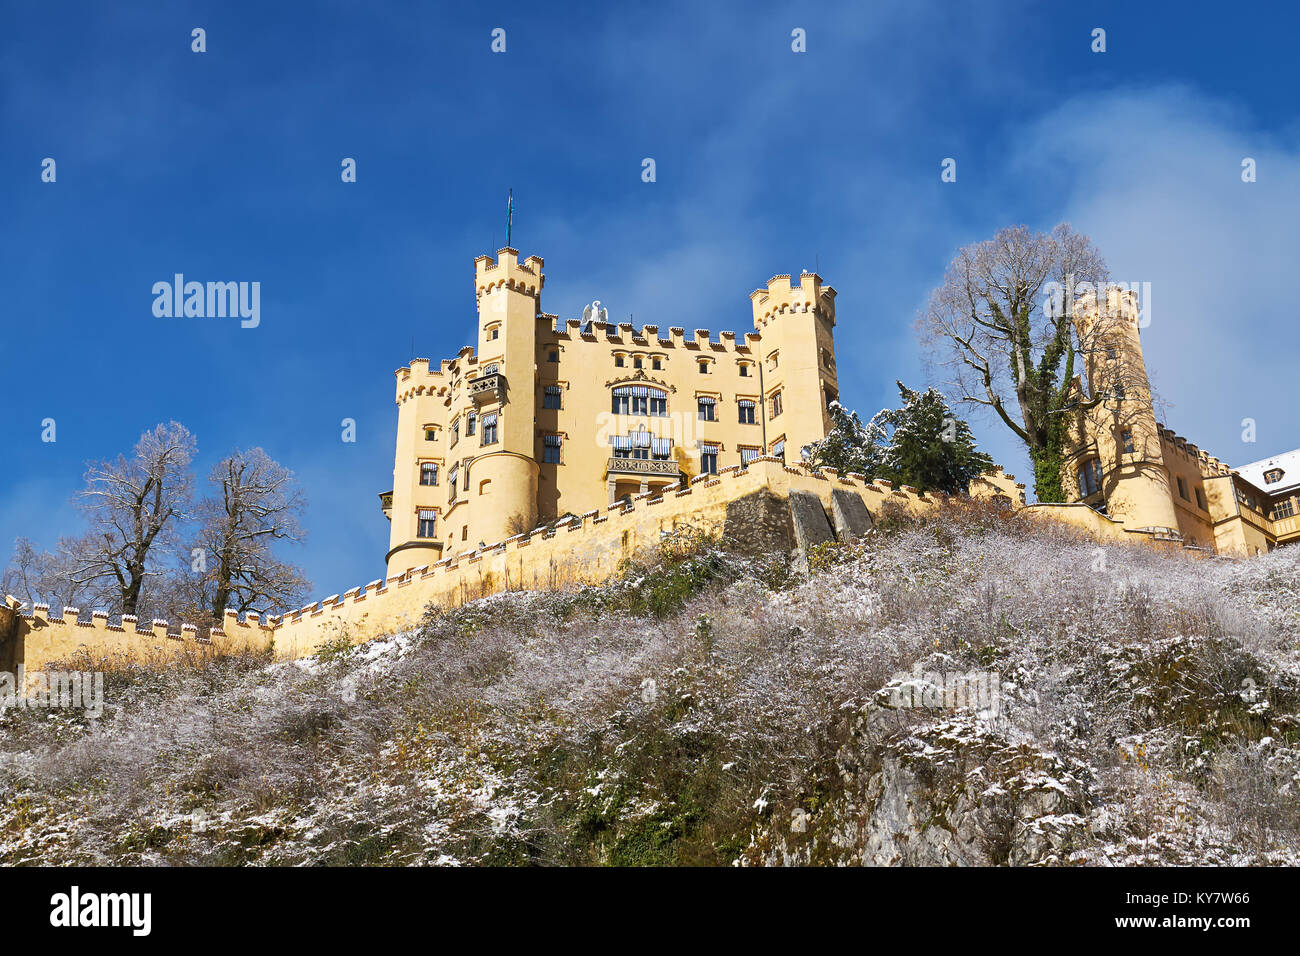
[8,460,1029,684]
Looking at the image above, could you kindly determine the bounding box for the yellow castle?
[381,247,840,576]
[8,252,1293,692]
[1061,286,1298,556]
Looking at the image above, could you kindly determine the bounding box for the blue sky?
[2,0,1297,598]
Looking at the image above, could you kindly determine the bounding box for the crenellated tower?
[749,272,838,458]
[1068,286,1181,534]
[467,248,544,544]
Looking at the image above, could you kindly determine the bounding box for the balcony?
[379,490,393,520]
[606,456,680,478]
[468,371,505,405]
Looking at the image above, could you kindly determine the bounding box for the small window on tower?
[652,357,662,370]
[1120,429,1135,454]
[634,356,643,369]
[1078,459,1102,498]
[698,360,709,374]
[615,354,625,367]
[548,350,559,363]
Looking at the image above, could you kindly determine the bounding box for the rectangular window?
[612,392,629,415]
[424,427,437,441]
[449,466,459,498]
[631,394,649,415]
[698,360,709,374]
[548,350,559,363]
[652,358,661,370]
[466,412,477,437]
[740,447,760,466]
[1113,384,1126,402]
[544,385,562,410]
[649,393,667,417]
[1120,428,1135,454]
[738,399,756,424]
[651,437,673,461]
[1272,498,1296,520]
[770,391,783,418]
[451,420,459,447]
[1078,459,1102,498]
[417,509,437,538]
[481,413,498,445]
[739,364,749,377]
[543,434,562,464]
[771,438,785,461]
[1177,476,1188,500]
[697,396,716,422]
[634,357,643,369]
[419,462,439,486]
[615,355,625,367]
[1196,488,1208,511]
[700,443,719,475]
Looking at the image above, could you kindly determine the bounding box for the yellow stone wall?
[8,460,1029,686]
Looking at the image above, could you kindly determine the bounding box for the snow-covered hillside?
[3,503,1298,865]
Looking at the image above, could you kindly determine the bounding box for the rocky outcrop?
[741,713,1091,866]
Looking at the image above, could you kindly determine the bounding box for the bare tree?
[60,422,196,616]
[1,537,87,610]
[190,448,310,620]
[919,223,1130,502]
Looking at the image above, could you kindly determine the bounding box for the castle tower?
[749,272,838,458]
[1069,286,1181,534]
[466,248,543,544]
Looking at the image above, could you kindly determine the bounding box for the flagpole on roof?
[507,188,513,248]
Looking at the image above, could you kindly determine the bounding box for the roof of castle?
[1234,448,1300,497]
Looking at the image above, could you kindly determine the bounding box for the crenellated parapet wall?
[8,459,1040,684]
[750,272,837,329]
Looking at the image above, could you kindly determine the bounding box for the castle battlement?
[551,320,760,352]
[4,459,1029,687]
[473,248,545,297]
[750,271,837,329]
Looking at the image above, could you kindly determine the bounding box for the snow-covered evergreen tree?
[802,384,993,494]
[877,382,994,494]
[800,401,887,476]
